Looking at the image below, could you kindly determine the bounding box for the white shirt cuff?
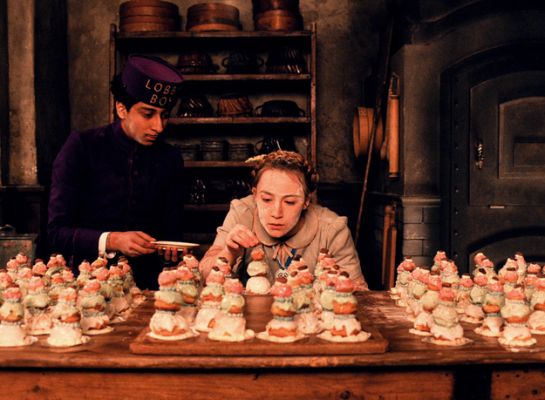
[98,232,116,259]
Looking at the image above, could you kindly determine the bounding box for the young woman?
[200,150,368,290]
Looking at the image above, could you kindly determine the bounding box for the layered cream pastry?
[501,267,519,294]
[176,266,198,323]
[77,260,93,289]
[409,274,440,336]
[48,287,89,347]
[149,270,192,340]
[257,277,302,343]
[293,267,319,334]
[498,258,518,282]
[391,257,416,306]
[0,287,35,347]
[456,274,473,314]
[79,280,111,335]
[108,266,130,317]
[0,271,14,303]
[15,267,32,297]
[524,274,537,303]
[6,258,19,281]
[429,288,469,346]
[475,279,504,337]
[93,267,114,319]
[183,253,201,287]
[318,271,338,330]
[462,274,487,324]
[406,268,429,319]
[209,278,253,342]
[45,255,64,278]
[15,252,29,267]
[119,261,144,307]
[431,250,447,273]
[284,255,301,275]
[194,267,224,332]
[514,252,527,277]
[499,286,536,347]
[245,248,271,295]
[319,271,370,343]
[440,260,460,290]
[215,256,232,277]
[473,252,487,268]
[23,276,52,335]
[528,280,545,334]
[530,277,545,311]
[91,256,107,271]
[48,274,65,306]
[62,269,77,289]
[31,260,47,280]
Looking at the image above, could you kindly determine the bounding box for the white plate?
[152,241,200,250]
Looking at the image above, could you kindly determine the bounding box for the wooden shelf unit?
[169,116,310,125]
[109,23,317,242]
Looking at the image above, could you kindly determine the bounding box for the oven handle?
[474,138,484,169]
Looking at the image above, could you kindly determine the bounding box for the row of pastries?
[148,248,370,343]
[0,253,143,347]
[391,251,545,348]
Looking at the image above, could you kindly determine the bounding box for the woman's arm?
[199,198,258,278]
[326,217,369,291]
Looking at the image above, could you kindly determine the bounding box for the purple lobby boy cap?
[121,55,183,110]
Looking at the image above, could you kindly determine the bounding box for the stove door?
[444,44,545,272]
[470,73,545,206]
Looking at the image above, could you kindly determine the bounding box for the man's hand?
[224,224,259,259]
[107,231,156,258]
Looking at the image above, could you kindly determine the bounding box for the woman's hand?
[224,224,259,259]
[107,231,156,258]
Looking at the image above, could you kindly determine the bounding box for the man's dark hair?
[110,74,138,110]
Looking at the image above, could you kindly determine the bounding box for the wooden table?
[2,292,545,400]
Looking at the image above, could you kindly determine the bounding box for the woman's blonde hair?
[251,150,319,197]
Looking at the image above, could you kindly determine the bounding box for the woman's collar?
[253,205,319,249]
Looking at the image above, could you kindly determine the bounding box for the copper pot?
[254,9,302,31]
[120,0,179,16]
[119,0,180,32]
[186,3,242,32]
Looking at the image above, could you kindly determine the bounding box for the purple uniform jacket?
[48,121,184,289]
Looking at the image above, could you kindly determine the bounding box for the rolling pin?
[388,75,400,178]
